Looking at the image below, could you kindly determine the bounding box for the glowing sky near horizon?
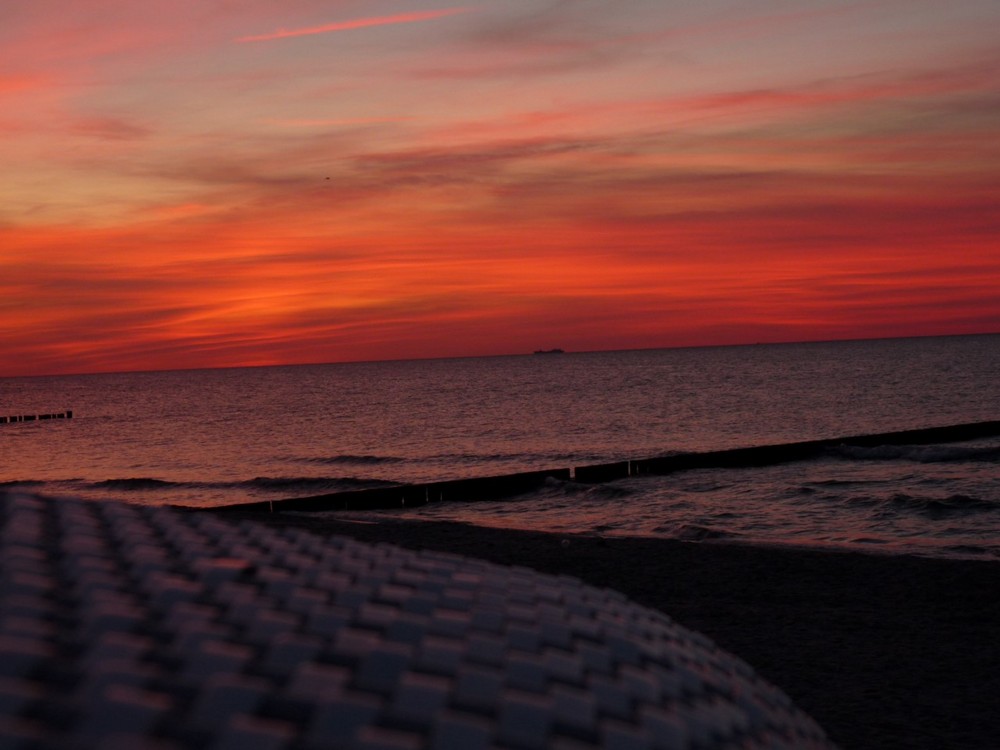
[2,0,998,376]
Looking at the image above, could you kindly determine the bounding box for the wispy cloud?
[263,116,413,128]
[72,116,153,141]
[237,8,472,43]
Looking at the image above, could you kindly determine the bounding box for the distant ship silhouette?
[533,348,565,354]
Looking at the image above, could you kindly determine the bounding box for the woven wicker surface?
[0,493,835,749]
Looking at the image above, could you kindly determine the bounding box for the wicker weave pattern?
[0,493,836,749]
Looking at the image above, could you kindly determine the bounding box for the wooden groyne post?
[201,419,1000,515]
[1,410,73,424]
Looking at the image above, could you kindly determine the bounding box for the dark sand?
[223,512,1000,750]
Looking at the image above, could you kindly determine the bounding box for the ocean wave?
[667,523,739,541]
[807,477,888,488]
[831,443,1000,464]
[848,492,999,517]
[301,455,407,466]
[92,477,183,490]
[888,493,998,516]
[245,476,399,493]
[535,476,635,500]
[429,451,584,465]
[86,475,399,494]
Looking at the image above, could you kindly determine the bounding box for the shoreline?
[224,511,1000,750]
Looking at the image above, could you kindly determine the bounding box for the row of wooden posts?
[207,418,1000,515]
[1,411,73,424]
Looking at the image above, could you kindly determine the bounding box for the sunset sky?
[3,0,999,376]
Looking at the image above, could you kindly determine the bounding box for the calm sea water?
[2,335,999,559]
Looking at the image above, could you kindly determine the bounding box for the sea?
[2,334,999,560]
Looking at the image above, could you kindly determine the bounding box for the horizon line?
[3,330,996,380]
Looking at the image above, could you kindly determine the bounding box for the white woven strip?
[0,493,836,749]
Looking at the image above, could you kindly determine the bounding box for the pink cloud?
[263,116,414,128]
[667,60,1000,117]
[72,116,153,141]
[421,56,1000,148]
[237,8,472,43]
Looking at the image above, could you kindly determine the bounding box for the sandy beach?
[223,511,1000,750]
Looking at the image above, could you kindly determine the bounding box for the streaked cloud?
[71,116,153,141]
[263,116,414,128]
[236,8,472,43]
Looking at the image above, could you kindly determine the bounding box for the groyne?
[209,468,572,513]
[1,411,72,424]
[204,419,1000,514]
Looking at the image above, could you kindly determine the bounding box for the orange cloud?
[0,73,52,96]
[237,8,472,43]
[4,170,997,377]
